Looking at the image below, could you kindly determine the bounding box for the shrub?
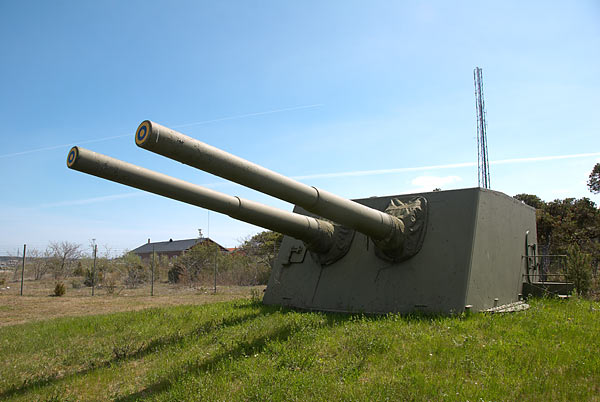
[83,268,99,287]
[168,265,184,284]
[124,265,147,288]
[120,253,148,289]
[54,282,66,297]
[72,261,86,277]
[71,279,82,289]
[565,244,593,296]
[104,271,120,294]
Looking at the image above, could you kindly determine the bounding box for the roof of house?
[131,238,208,254]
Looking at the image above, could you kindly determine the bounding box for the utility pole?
[20,244,26,296]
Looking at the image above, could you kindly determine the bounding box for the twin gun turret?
[68,121,536,314]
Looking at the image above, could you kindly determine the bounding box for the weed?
[250,288,262,303]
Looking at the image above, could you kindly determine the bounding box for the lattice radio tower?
[474,67,490,189]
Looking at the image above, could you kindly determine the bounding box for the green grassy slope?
[1,297,598,401]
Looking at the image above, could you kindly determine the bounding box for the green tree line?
[513,162,600,296]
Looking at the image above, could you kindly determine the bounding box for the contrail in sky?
[293,152,600,180]
[0,104,324,159]
[44,152,600,208]
[39,193,141,208]
[170,104,324,129]
[0,135,132,159]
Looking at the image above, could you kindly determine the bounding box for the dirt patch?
[0,279,264,327]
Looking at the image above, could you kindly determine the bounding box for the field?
[0,277,263,327]
[0,294,599,401]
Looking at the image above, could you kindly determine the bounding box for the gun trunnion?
[67,121,538,314]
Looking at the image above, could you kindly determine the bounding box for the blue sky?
[1,1,599,256]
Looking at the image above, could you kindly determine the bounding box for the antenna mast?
[474,67,490,189]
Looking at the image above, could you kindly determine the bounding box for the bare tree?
[101,244,113,259]
[27,248,52,280]
[8,248,22,281]
[48,241,82,279]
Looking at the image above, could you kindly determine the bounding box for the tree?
[514,193,545,209]
[238,231,283,268]
[170,242,219,285]
[513,194,600,278]
[48,241,81,279]
[588,163,600,194]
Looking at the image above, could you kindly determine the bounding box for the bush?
[72,261,86,277]
[565,244,593,296]
[168,265,184,284]
[119,253,148,289]
[71,279,82,289]
[104,271,120,294]
[124,265,147,288]
[54,282,66,297]
[83,268,101,287]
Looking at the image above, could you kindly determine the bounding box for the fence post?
[92,244,97,296]
[20,244,26,296]
[213,245,217,294]
[151,245,155,297]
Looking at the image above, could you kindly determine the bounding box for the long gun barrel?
[66,146,334,253]
[135,120,405,250]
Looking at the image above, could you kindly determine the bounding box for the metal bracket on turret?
[373,196,428,262]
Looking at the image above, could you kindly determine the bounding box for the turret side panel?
[465,189,536,310]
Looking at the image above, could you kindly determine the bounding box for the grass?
[0,297,599,401]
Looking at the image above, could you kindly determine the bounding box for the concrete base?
[263,188,537,314]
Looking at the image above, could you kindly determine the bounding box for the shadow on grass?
[0,308,264,400]
[115,305,451,401]
[241,300,454,323]
[1,301,453,400]
[115,307,328,401]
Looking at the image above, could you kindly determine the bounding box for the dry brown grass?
[0,277,264,327]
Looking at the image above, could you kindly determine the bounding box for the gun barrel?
[135,121,403,244]
[66,146,334,252]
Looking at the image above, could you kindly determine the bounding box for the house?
[130,238,228,261]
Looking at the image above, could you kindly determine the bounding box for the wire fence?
[0,241,279,298]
